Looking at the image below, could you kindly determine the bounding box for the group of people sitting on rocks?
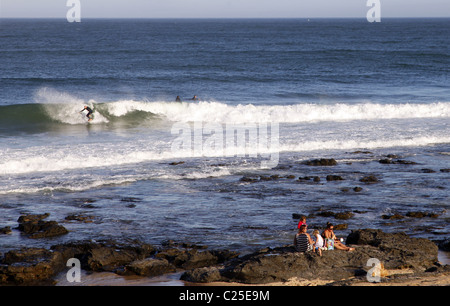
[294,216,355,256]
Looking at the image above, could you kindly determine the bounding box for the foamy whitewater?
[0,19,449,254]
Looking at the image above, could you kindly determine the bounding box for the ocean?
[0,18,449,254]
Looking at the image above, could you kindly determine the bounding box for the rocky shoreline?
[1,154,448,286]
[1,219,448,285]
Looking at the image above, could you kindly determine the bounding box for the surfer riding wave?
[80,106,93,121]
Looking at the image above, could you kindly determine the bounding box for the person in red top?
[297,215,307,229]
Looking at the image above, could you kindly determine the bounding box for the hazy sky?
[1,0,449,18]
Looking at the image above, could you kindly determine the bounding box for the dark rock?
[386,154,399,158]
[297,176,310,181]
[313,176,321,182]
[17,214,68,239]
[334,212,354,220]
[379,158,417,165]
[334,224,348,230]
[316,211,336,218]
[346,229,437,270]
[406,211,439,218]
[181,266,223,283]
[17,213,50,223]
[65,214,95,223]
[0,247,66,285]
[51,240,156,272]
[126,258,176,276]
[382,214,405,220]
[440,169,450,173]
[379,159,417,165]
[326,175,344,181]
[304,158,337,166]
[421,168,436,173]
[0,239,158,285]
[169,161,185,165]
[0,226,12,234]
[360,175,379,183]
[379,159,392,164]
[353,187,363,192]
[395,159,417,165]
[316,211,353,220]
[240,176,258,182]
[438,239,450,252]
[156,248,237,270]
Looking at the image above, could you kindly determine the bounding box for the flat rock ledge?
[0,229,447,285]
[181,229,445,284]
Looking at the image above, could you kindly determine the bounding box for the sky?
[0,0,449,18]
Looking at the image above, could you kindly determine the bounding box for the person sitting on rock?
[313,229,327,256]
[322,223,355,251]
[294,225,314,253]
[297,215,307,229]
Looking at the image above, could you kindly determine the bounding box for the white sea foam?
[100,99,450,124]
[34,88,450,125]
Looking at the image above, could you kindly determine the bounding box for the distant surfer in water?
[80,106,93,121]
[175,96,182,102]
[191,95,199,101]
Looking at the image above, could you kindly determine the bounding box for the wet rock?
[353,186,363,192]
[17,213,50,223]
[326,175,344,181]
[315,211,353,220]
[304,158,337,166]
[386,154,399,158]
[360,175,379,183]
[334,212,354,220]
[65,213,95,223]
[351,151,373,154]
[406,211,439,218]
[0,226,12,235]
[240,176,258,182]
[382,213,405,220]
[316,210,336,218]
[17,213,68,239]
[440,168,450,173]
[379,159,417,165]
[169,161,185,165]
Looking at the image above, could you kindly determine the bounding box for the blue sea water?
[0,18,449,253]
